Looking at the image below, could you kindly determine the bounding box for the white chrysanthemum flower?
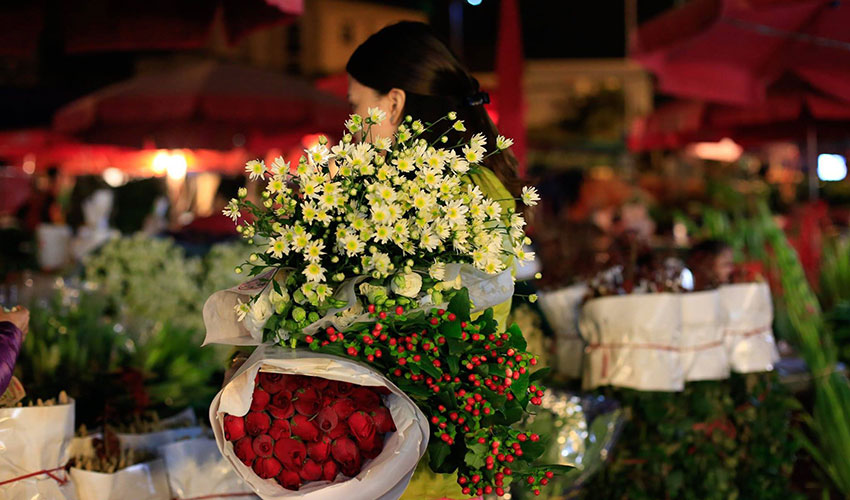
[412,192,434,212]
[373,136,392,151]
[483,257,504,274]
[395,155,414,172]
[303,262,326,283]
[345,117,362,133]
[375,183,396,202]
[266,175,285,194]
[392,220,409,238]
[267,236,288,258]
[319,192,339,211]
[302,201,319,223]
[496,135,514,150]
[462,144,483,164]
[340,232,365,256]
[270,156,290,175]
[470,133,487,149]
[429,261,446,280]
[373,224,392,243]
[515,246,535,262]
[245,160,266,180]
[472,249,487,269]
[386,202,402,222]
[453,120,466,132]
[420,230,440,252]
[367,107,387,124]
[238,187,248,198]
[449,156,470,174]
[422,168,442,189]
[372,251,391,275]
[411,120,424,133]
[300,178,321,198]
[222,199,240,221]
[234,299,251,321]
[292,231,312,251]
[521,186,541,207]
[295,161,309,177]
[510,213,526,231]
[315,283,332,302]
[444,199,468,224]
[307,145,331,166]
[242,224,256,239]
[304,239,326,262]
[331,141,351,158]
[468,202,485,222]
[371,204,391,224]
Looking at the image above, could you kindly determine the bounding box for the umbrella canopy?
[0,0,302,57]
[53,61,349,152]
[632,0,850,105]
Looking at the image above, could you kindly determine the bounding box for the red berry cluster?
[298,289,559,497]
[222,372,396,491]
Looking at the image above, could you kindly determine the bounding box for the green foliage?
[580,374,800,500]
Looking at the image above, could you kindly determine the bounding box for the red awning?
[632,0,850,105]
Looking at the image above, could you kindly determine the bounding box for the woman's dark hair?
[346,21,521,195]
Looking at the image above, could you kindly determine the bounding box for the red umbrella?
[632,0,850,105]
[53,61,349,152]
[0,0,302,57]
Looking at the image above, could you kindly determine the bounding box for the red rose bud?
[251,388,270,411]
[274,437,307,470]
[350,387,380,411]
[331,398,356,420]
[309,376,330,390]
[300,458,324,481]
[269,390,295,419]
[326,420,349,440]
[234,437,256,466]
[252,457,282,479]
[291,414,321,442]
[348,411,377,443]
[252,434,274,458]
[307,436,332,462]
[245,411,271,436]
[371,407,396,433]
[294,387,321,416]
[334,381,354,396]
[277,469,302,491]
[316,407,339,433]
[259,372,289,394]
[331,437,361,475]
[322,460,339,482]
[223,414,246,441]
[269,418,291,440]
[359,433,385,459]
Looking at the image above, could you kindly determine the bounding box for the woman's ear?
[387,88,406,125]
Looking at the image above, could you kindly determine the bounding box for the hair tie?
[464,91,490,107]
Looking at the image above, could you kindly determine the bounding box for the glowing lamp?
[817,154,847,182]
[152,151,188,180]
[688,138,743,163]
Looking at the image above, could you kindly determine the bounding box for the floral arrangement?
[223,372,396,490]
[216,111,563,497]
[224,109,538,339]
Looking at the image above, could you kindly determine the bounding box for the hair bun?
[464,91,490,107]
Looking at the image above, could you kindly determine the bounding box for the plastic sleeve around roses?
[70,459,170,500]
[202,265,514,347]
[0,400,76,500]
[209,345,429,500]
[159,438,257,500]
[116,408,204,453]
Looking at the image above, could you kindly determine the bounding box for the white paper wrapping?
[680,291,729,381]
[537,284,588,379]
[70,460,171,500]
[0,400,77,500]
[160,438,258,500]
[579,283,779,391]
[719,283,779,373]
[210,344,429,500]
[203,265,513,346]
[580,294,684,391]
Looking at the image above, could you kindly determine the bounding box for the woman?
[346,21,521,500]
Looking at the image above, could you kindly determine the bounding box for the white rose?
[359,283,388,304]
[429,261,446,281]
[391,272,423,298]
[243,291,273,338]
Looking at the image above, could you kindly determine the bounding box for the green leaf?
[440,319,462,339]
[464,442,488,469]
[530,367,551,382]
[446,356,460,376]
[428,442,452,472]
[447,338,466,356]
[420,360,441,380]
[447,288,471,322]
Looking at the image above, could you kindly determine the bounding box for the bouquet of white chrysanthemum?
[212,109,538,343]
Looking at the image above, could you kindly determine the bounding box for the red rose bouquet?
[210,347,428,500]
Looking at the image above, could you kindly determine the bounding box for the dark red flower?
[252,457,282,479]
[326,420,349,440]
[331,398,356,420]
[274,437,307,470]
[331,437,361,477]
[348,411,376,444]
[335,381,354,396]
[300,458,323,481]
[322,460,338,482]
[309,376,330,390]
[307,436,331,462]
[291,414,320,442]
[269,419,291,440]
[350,388,381,411]
[245,411,271,436]
[371,407,396,434]
[234,437,256,466]
[250,388,270,411]
[223,414,246,441]
[359,433,385,459]
[277,469,302,490]
[259,372,289,394]
[284,375,306,392]
[252,434,274,458]
[269,390,294,419]
[294,387,321,416]
[316,407,339,433]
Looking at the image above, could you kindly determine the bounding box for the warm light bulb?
[102,167,126,187]
[818,154,847,182]
[152,150,188,180]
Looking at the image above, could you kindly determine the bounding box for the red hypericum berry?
[395,306,404,315]
[437,309,445,315]
[458,477,468,485]
[531,434,540,442]
[326,327,335,335]
[545,471,554,479]
[447,313,456,321]
[496,487,505,496]
[367,304,376,313]
[305,335,314,344]
[378,312,387,319]
[527,476,535,484]
[471,474,480,484]
[462,487,471,495]
[430,318,439,325]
